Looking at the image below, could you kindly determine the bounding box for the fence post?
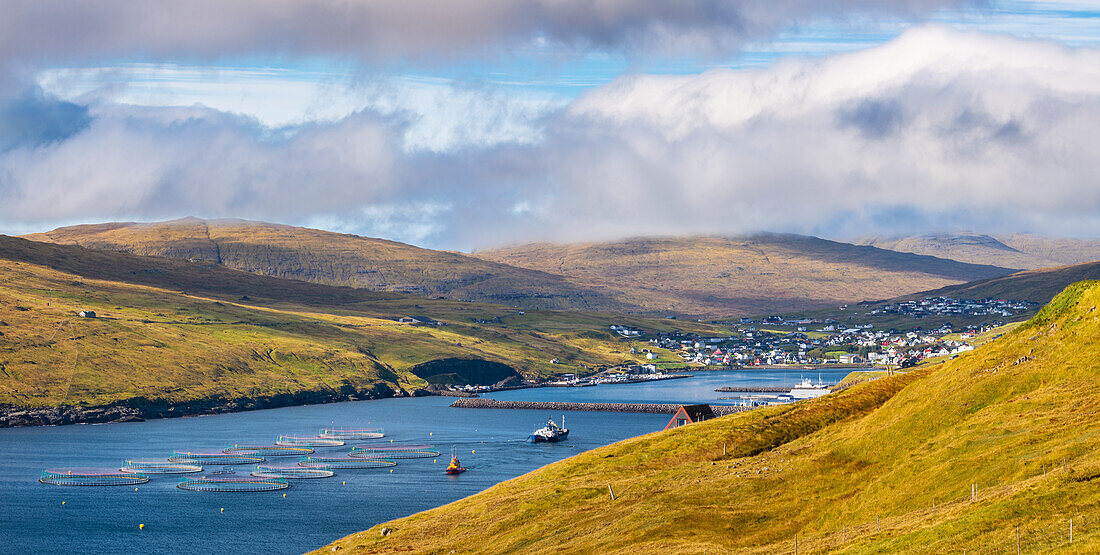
[843,525,846,542]
[972,483,976,502]
[1016,525,1020,554]
[608,484,615,501]
[794,534,798,555]
[877,515,880,533]
[1070,518,1073,544]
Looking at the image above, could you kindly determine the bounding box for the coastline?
[0,382,414,428]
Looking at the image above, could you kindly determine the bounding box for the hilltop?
[26,221,1017,318]
[323,280,1100,553]
[862,232,1100,270]
[0,235,708,425]
[476,234,1016,316]
[22,218,625,312]
[904,259,1100,304]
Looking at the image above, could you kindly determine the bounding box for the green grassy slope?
[323,280,1100,553]
[862,233,1100,270]
[22,218,627,312]
[0,236,712,409]
[476,234,1016,317]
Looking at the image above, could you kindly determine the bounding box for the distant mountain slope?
[324,281,1100,553]
[910,259,1100,303]
[23,218,625,312]
[476,234,1017,316]
[862,233,1100,269]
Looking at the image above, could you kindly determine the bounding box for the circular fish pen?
[276,436,345,447]
[168,451,264,465]
[318,427,384,440]
[299,456,397,469]
[251,464,334,479]
[349,443,439,459]
[222,445,314,457]
[177,476,289,492]
[40,468,150,487]
[120,460,203,475]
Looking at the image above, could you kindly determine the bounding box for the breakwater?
[450,398,750,416]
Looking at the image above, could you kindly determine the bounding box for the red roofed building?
[664,404,717,430]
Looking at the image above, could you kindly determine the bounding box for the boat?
[529,415,569,443]
[445,449,466,475]
[788,377,831,399]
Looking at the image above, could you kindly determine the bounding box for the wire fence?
[774,476,1089,554]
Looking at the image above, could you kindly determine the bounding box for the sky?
[0,0,1098,250]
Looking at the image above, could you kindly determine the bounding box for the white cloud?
[37,66,565,153]
[2,27,1099,249]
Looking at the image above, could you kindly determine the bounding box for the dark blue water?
[1,369,853,554]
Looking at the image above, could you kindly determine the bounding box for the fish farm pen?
[276,436,346,447]
[120,460,203,475]
[349,443,439,459]
[251,464,335,479]
[222,445,314,457]
[299,456,398,469]
[177,476,289,492]
[168,451,265,465]
[318,427,385,440]
[40,468,150,487]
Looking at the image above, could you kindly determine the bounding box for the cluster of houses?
[869,297,1036,319]
[649,320,994,369]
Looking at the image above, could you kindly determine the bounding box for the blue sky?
[2,0,1099,249]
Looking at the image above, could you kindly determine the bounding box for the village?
[641,295,1025,370]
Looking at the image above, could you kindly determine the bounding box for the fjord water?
[1,369,852,554]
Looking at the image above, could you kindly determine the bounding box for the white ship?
[788,377,831,399]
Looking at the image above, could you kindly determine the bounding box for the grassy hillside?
[0,235,714,410]
[476,234,1016,317]
[23,218,626,312]
[323,280,1100,553]
[862,232,1100,270]
[27,221,1018,318]
[910,259,1100,304]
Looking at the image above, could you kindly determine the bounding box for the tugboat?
[445,449,466,475]
[529,415,569,443]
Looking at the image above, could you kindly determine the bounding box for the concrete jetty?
[449,398,750,416]
[714,385,834,393]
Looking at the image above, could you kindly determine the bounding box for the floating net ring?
[40,468,149,487]
[251,464,334,479]
[276,436,345,447]
[222,445,314,457]
[168,451,264,465]
[120,460,203,475]
[317,428,384,440]
[299,456,397,469]
[177,476,288,492]
[349,443,439,459]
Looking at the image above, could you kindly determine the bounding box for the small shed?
[78,310,97,318]
[664,404,716,430]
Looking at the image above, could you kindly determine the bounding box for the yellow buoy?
[134,488,139,491]
[434,459,437,463]
[389,469,393,473]
[139,524,144,530]
[220,508,224,513]
[61,501,65,505]
[472,450,476,454]
[429,432,433,436]
[342,481,346,485]
[283,493,287,498]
